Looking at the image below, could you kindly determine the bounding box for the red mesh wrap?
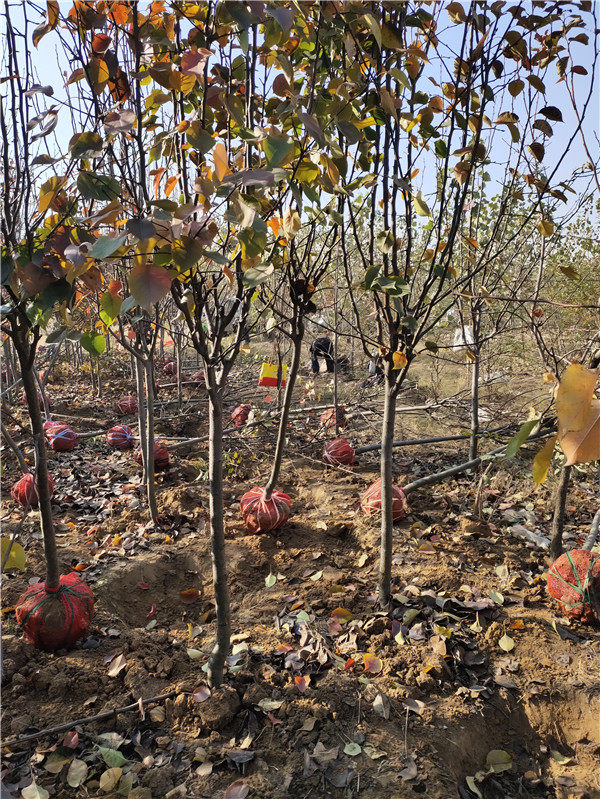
[134,441,170,471]
[240,487,292,534]
[547,549,600,623]
[43,418,57,432]
[106,425,135,450]
[323,438,356,466]
[163,361,177,375]
[15,572,94,651]
[361,478,406,521]
[11,472,55,507]
[232,404,252,427]
[48,426,79,452]
[117,395,138,415]
[320,406,347,430]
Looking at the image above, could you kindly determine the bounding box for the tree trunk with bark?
[264,324,304,500]
[378,376,399,605]
[550,464,572,560]
[206,386,231,687]
[14,339,59,589]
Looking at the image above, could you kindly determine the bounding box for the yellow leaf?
[38,176,67,215]
[0,538,26,571]
[99,767,122,793]
[392,351,407,370]
[282,207,301,239]
[555,363,598,436]
[559,399,600,465]
[213,141,230,181]
[537,218,554,237]
[532,435,557,484]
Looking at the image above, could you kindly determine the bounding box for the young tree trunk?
[175,327,183,410]
[378,378,398,605]
[264,325,304,500]
[16,347,59,589]
[3,339,16,404]
[206,387,231,687]
[144,360,159,523]
[549,464,572,560]
[135,357,148,483]
[469,348,480,462]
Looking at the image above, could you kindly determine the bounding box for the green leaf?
[129,264,172,310]
[77,171,121,201]
[434,139,447,158]
[344,742,362,756]
[364,265,380,290]
[263,134,293,167]
[1,538,26,570]
[100,291,122,325]
[97,747,128,769]
[68,131,104,159]
[504,418,538,459]
[171,237,205,270]
[486,749,513,773]
[376,230,395,254]
[88,233,128,260]
[80,332,106,357]
[539,106,563,122]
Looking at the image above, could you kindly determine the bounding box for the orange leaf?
[363,652,383,674]
[165,174,180,197]
[213,142,230,181]
[294,675,310,693]
[222,265,234,287]
[559,398,600,465]
[180,588,201,604]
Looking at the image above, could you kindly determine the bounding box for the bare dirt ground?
[1,349,599,799]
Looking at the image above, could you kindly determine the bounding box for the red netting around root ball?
[163,361,177,375]
[361,477,406,521]
[547,549,600,623]
[117,395,138,415]
[48,426,79,452]
[106,424,135,450]
[11,472,55,507]
[323,438,356,466]
[232,404,252,427]
[134,441,170,470]
[15,572,94,651]
[320,406,347,430]
[240,487,292,533]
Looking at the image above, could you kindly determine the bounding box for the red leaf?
[137,582,149,590]
[129,264,172,311]
[267,712,283,725]
[63,730,79,748]
[295,675,310,693]
[92,33,112,54]
[146,604,157,619]
[181,49,211,78]
[224,781,249,799]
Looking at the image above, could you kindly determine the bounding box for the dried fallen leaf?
[99,767,122,793]
[372,692,390,719]
[363,652,383,674]
[330,607,353,624]
[499,633,515,652]
[107,653,127,677]
[486,749,513,773]
[192,686,211,703]
[180,588,200,604]
[66,759,88,788]
[300,717,316,732]
[403,698,426,715]
[295,675,310,693]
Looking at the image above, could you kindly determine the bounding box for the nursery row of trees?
[2,1,599,682]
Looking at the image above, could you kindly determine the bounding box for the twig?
[3,691,177,748]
